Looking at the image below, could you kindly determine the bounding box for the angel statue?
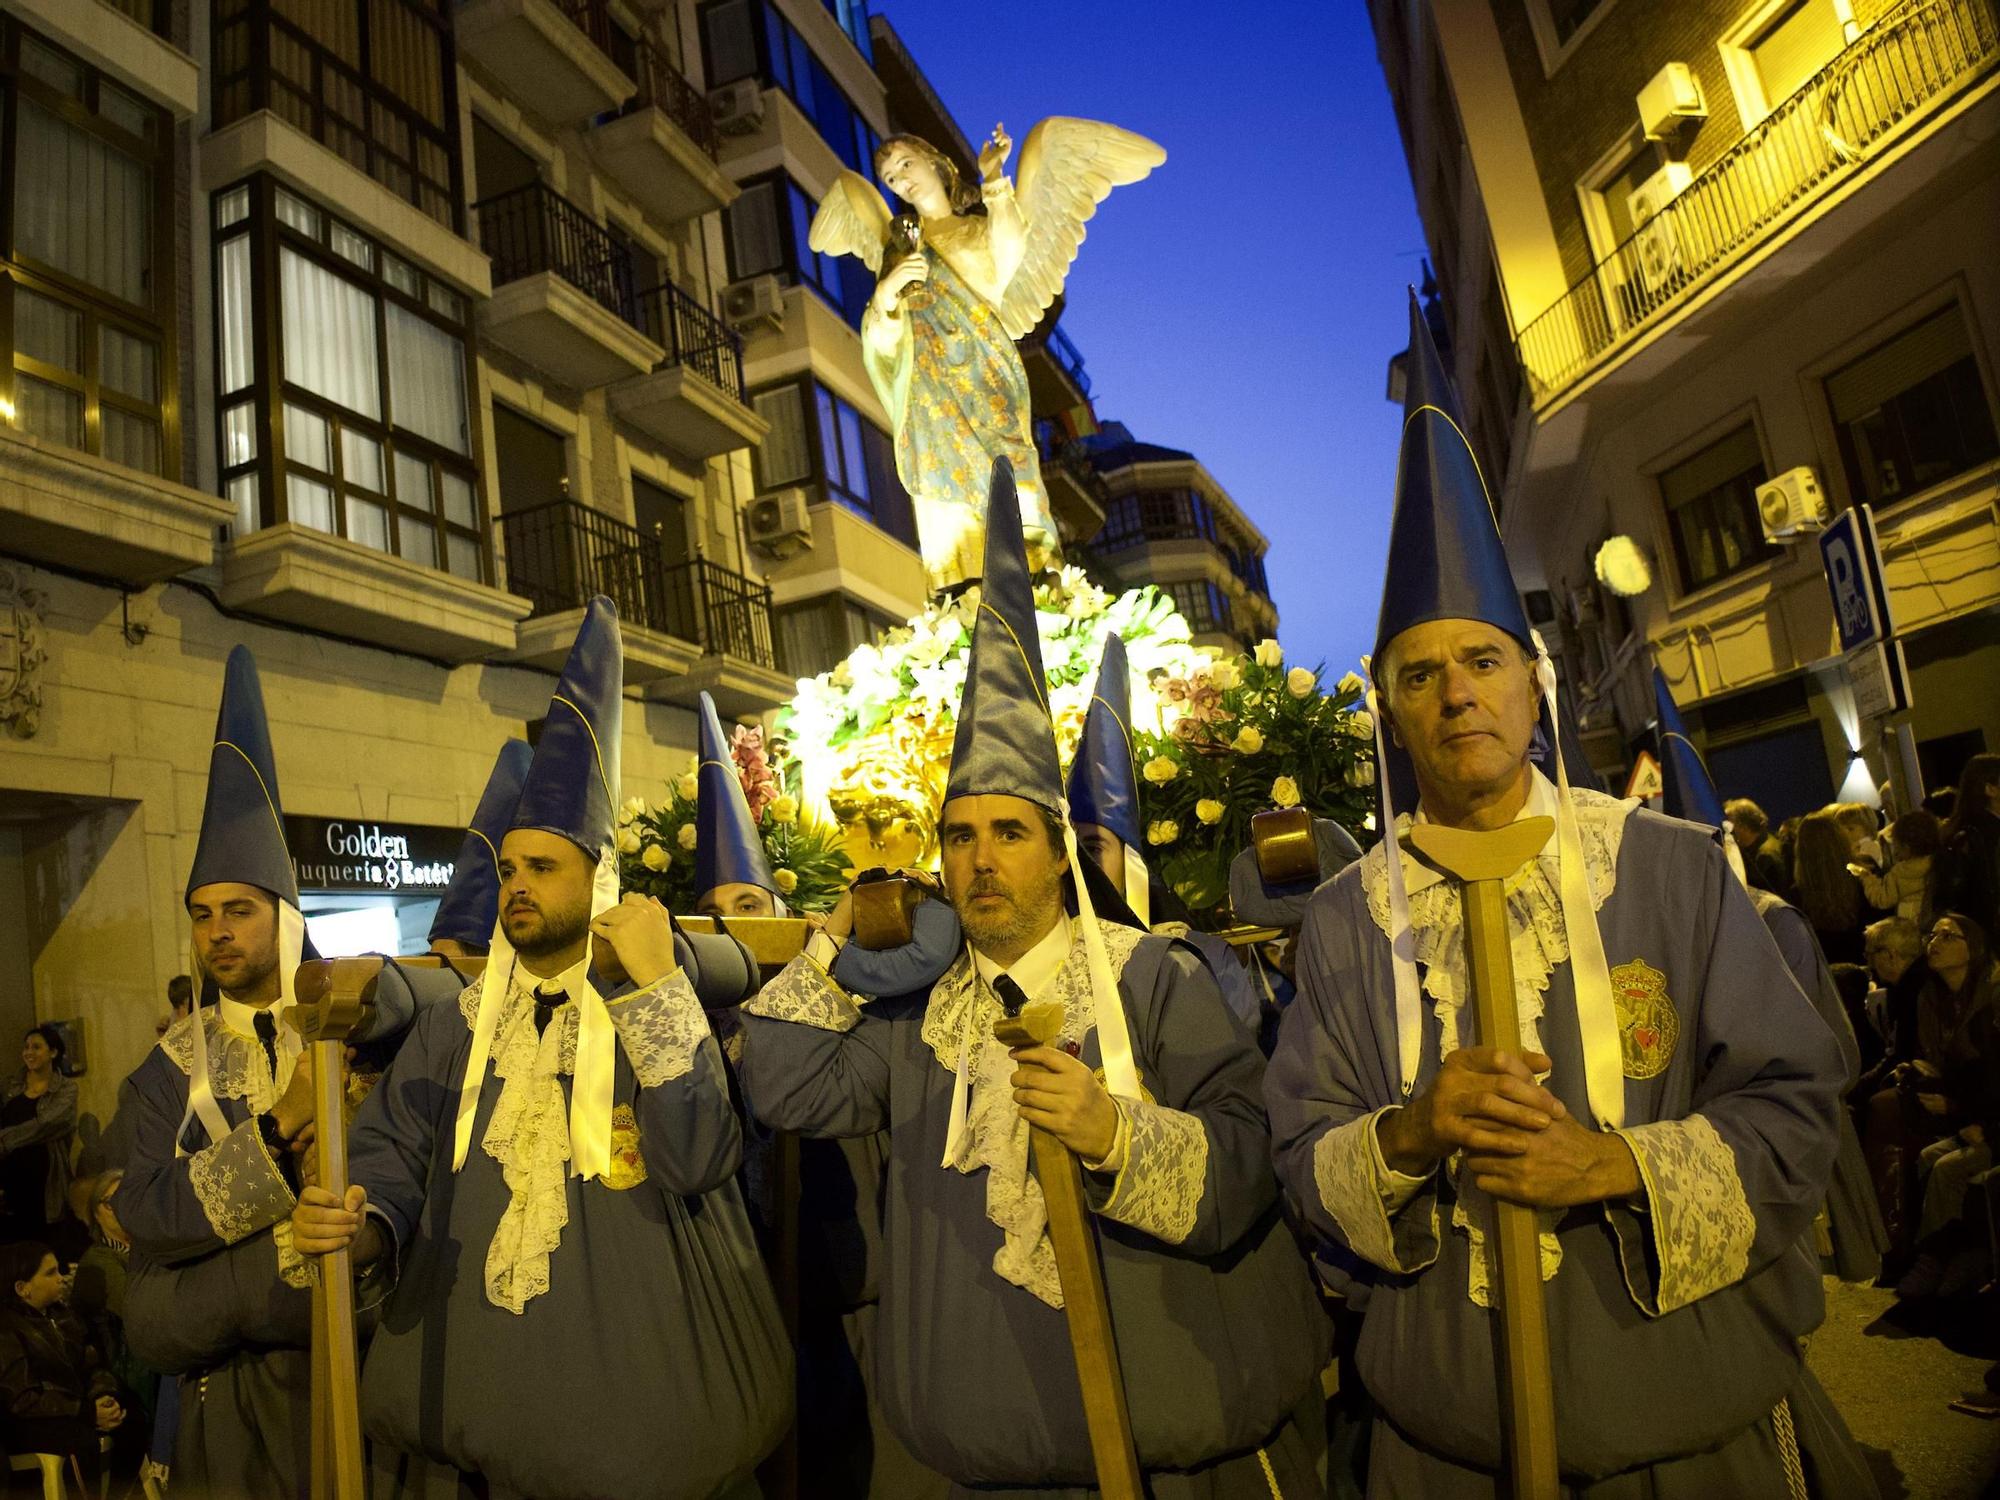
[809,118,1165,593]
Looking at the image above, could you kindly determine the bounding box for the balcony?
[17,0,197,117]
[453,0,633,125]
[587,34,738,226]
[611,283,767,459]
[762,500,928,625]
[1035,435,1108,547]
[499,500,790,711]
[0,428,230,586]
[475,182,662,389]
[1518,0,2000,406]
[219,524,531,661]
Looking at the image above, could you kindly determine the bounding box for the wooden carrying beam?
[992,1001,1143,1500]
[673,914,812,970]
[1406,819,1561,1500]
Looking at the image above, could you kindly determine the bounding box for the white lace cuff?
[1092,1098,1207,1246]
[605,970,710,1088]
[743,953,862,1033]
[1609,1114,1755,1316]
[186,1118,295,1245]
[1312,1108,1440,1273]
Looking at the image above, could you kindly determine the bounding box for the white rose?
[772,868,798,895]
[1195,798,1224,825]
[676,772,699,802]
[616,828,642,856]
[677,824,698,851]
[1230,726,1264,755]
[1142,755,1180,785]
[1207,660,1242,691]
[1347,709,1374,739]
[1286,666,1318,699]
[1146,819,1180,846]
[641,843,669,871]
[1253,639,1283,669]
[1271,776,1301,809]
[621,794,647,817]
[1336,670,1366,696]
[1347,758,1377,787]
[770,795,798,825]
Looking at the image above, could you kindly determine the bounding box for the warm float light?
[1594,534,1653,597]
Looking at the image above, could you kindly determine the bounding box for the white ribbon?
[1122,843,1152,928]
[177,900,304,1155]
[1531,631,1624,1131]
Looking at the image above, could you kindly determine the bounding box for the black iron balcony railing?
[1518,0,2000,403]
[634,281,747,402]
[1044,322,1091,398]
[624,33,722,157]
[104,0,170,37]
[213,0,463,230]
[476,181,636,323]
[500,499,777,668]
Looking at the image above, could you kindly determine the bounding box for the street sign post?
[1818,504,1920,805]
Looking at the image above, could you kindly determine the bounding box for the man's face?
[187,883,281,999]
[1730,822,1759,853]
[939,795,1069,960]
[1867,939,1914,985]
[698,882,776,919]
[1380,619,1539,810]
[497,830,594,960]
[1072,822,1125,896]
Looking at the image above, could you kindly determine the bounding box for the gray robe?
[739,920,1328,1495]
[347,967,791,1500]
[1267,804,1877,1496]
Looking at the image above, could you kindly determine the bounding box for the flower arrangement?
[616,726,852,913]
[777,571,1212,866]
[1133,639,1374,916]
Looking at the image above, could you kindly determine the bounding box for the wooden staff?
[1406,819,1560,1500]
[992,998,1143,1500]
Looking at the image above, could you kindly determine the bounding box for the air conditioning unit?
[747,487,812,555]
[1637,62,1707,141]
[1756,466,1828,541]
[1626,161,1693,293]
[722,274,784,333]
[709,79,766,136]
[1569,580,1604,628]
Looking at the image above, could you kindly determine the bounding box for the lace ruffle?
[922,920,1146,1307]
[1614,1114,1754,1315]
[1359,787,1633,1303]
[1311,1111,1440,1273]
[743,954,861,1033]
[1096,1096,1206,1246]
[159,1010,293,1113]
[186,1119,295,1245]
[477,980,578,1314]
[605,972,709,1088]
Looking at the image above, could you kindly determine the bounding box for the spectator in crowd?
[1856,916,1928,1089]
[0,1240,142,1490]
[1795,807,1871,966]
[1921,787,1956,824]
[1858,810,1942,930]
[1893,913,2000,1301]
[156,975,192,1040]
[1934,753,2000,938]
[1835,802,1886,868]
[0,1026,78,1243]
[1725,796,1794,897]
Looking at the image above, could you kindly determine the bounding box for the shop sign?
[286,816,458,894]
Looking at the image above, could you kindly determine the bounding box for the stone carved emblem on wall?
[0,567,49,739]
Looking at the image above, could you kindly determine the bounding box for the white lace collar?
[215,994,294,1042]
[968,916,1075,1002]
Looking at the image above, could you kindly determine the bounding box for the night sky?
[874,0,1429,675]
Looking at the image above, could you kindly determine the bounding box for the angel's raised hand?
[979,123,1012,181]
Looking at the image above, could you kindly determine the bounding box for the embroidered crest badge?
[604,1103,648,1190]
[1610,958,1678,1080]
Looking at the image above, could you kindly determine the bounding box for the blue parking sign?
[1819,506,1892,653]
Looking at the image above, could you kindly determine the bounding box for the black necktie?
[252,1011,279,1081]
[533,986,568,1038]
[992,973,1030,1019]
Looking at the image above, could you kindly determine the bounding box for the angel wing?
[1000,118,1166,339]
[807,171,892,275]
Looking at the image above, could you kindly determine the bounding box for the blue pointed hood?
[1375,289,1532,664]
[186,646,299,907]
[1653,666,1724,826]
[513,597,622,856]
[429,738,533,948]
[695,692,777,898]
[945,459,1063,813]
[1065,633,1141,850]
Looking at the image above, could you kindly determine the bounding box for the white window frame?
[1640,401,1780,607]
[1525,0,1619,77]
[1717,0,1857,130]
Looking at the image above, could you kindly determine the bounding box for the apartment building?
[0,0,791,1126]
[1372,0,2000,816]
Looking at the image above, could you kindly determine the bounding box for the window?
[725,173,874,327]
[214,178,485,582]
[1750,0,1843,109]
[1827,304,1998,510]
[1094,489,1217,553]
[749,377,916,547]
[212,0,461,228]
[775,593,892,677]
[1656,423,1778,591]
[1525,0,1613,70]
[3,24,173,476]
[699,0,882,175]
[1165,580,1233,638]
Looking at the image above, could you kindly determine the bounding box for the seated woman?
[0,1026,79,1246]
[0,1241,142,1489]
